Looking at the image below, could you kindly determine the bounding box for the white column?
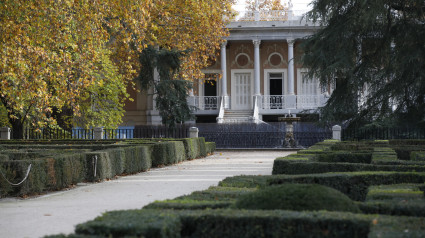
[220,41,228,97]
[287,39,295,95]
[220,41,229,109]
[253,39,261,96]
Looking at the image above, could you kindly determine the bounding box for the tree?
[0,0,234,138]
[137,46,195,128]
[0,0,151,138]
[301,0,425,128]
[146,0,235,80]
[245,0,287,11]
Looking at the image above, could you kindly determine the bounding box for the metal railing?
[296,95,322,109]
[17,126,189,140]
[260,95,326,110]
[342,127,425,141]
[189,96,220,111]
[22,128,94,140]
[198,122,331,148]
[261,95,287,109]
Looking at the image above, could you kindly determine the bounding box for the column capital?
[221,40,227,48]
[287,38,295,45]
[253,39,261,47]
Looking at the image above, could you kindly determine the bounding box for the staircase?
[220,110,254,123]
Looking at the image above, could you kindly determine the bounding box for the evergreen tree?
[301,0,425,128]
[137,46,195,129]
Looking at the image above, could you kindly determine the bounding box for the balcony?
[259,94,328,114]
[189,94,328,115]
[188,96,220,114]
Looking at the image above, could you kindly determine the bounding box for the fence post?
[94,127,104,140]
[332,125,342,141]
[0,127,11,140]
[189,127,199,138]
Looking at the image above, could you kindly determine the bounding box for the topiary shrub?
[233,183,361,213]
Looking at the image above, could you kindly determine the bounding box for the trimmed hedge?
[75,209,182,238]
[315,151,372,164]
[267,172,425,201]
[85,145,153,182]
[205,142,216,155]
[0,152,87,197]
[220,172,425,201]
[62,208,425,238]
[175,186,257,202]
[144,200,233,210]
[72,209,372,238]
[359,201,425,217]
[411,151,425,161]
[371,147,398,163]
[392,146,425,160]
[272,160,425,175]
[1,137,214,197]
[234,184,360,213]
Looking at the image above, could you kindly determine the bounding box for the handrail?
[253,96,260,123]
[217,96,225,123]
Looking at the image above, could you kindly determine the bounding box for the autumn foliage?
[0,0,234,138]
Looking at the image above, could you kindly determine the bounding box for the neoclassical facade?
[121,9,332,126]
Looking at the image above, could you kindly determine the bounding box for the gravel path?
[0,150,295,238]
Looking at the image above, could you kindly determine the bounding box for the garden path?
[0,150,295,238]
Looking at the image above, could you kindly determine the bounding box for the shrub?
[75,209,181,238]
[272,160,425,175]
[360,201,425,217]
[151,141,186,167]
[218,175,270,188]
[371,147,398,163]
[176,186,257,202]
[316,151,372,164]
[392,146,425,160]
[205,142,216,155]
[267,172,425,201]
[144,199,232,210]
[411,151,425,161]
[234,183,360,213]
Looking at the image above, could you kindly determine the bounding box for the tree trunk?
[10,118,24,139]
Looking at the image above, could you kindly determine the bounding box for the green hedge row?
[0,153,88,197]
[315,151,372,164]
[49,208,425,238]
[219,172,425,201]
[272,160,425,175]
[0,138,214,197]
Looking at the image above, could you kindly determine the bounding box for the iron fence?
[13,123,332,148]
[133,125,189,139]
[17,125,189,140]
[342,127,425,141]
[22,128,94,140]
[197,122,331,149]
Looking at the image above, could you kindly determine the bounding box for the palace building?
[121,6,332,127]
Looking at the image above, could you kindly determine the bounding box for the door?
[232,73,252,110]
[269,73,284,109]
[204,79,217,110]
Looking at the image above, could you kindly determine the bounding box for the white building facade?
[188,9,331,123]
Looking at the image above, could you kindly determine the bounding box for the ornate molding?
[253,39,261,47]
[287,38,295,46]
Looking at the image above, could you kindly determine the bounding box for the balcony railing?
[261,95,288,109]
[297,95,323,109]
[189,96,220,111]
[261,94,327,110]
